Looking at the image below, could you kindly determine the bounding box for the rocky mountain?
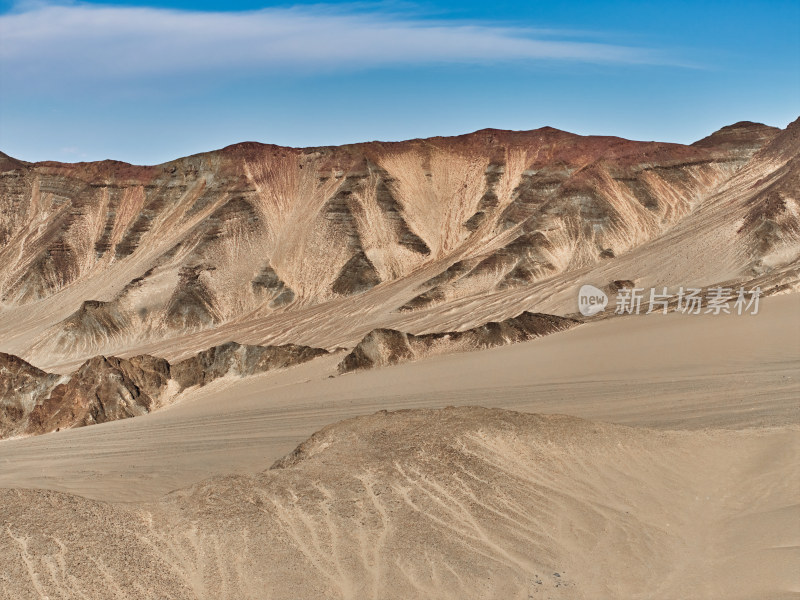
[25,354,171,436]
[1,119,797,371]
[4,309,586,438]
[0,342,328,438]
[0,352,65,436]
[0,118,798,438]
[170,341,328,389]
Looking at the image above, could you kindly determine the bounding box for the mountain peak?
[692,121,780,149]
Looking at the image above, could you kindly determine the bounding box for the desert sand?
[0,294,798,599]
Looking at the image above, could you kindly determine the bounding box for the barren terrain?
[1,120,798,599]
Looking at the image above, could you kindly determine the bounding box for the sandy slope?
[0,295,797,599]
[0,408,797,600]
[0,294,796,504]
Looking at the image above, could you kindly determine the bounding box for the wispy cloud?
[0,2,663,88]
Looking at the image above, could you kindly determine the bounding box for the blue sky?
[0,0,798,164]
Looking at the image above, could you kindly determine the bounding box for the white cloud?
[0,2,661,86]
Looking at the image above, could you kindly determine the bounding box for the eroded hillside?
[2,119,797,369]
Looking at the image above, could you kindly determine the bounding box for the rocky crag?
[0,342,328,438]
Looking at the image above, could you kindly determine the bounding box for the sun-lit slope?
[367,117,800,335]
[387,123,779,311]
[1,407,797,600]
[0,121,789,368]
[393,118,800,322]
[28,117,793,369]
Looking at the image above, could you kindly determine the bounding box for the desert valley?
[0,118,798,599]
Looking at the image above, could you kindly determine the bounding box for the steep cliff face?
[0,120,796,368]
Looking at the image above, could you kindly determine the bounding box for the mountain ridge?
[1,120,781,169]
[0,118,796,373]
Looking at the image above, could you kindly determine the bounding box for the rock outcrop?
[26,355,171,435]
[0,352,64,437]
[338,311,580,373]
[0,342,328,439]
[171,341,328,389]
[3,307,584,437]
